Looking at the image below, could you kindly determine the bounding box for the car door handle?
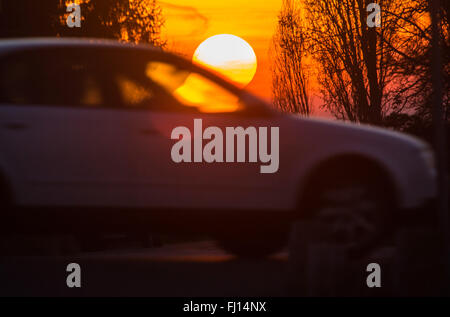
[3,122,28,131]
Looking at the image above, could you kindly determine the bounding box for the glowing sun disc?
[193,34,257,87]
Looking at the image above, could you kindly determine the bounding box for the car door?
[101,52,294,210]
[166,78,293,210]
[94,48,190,208]
[0,47,149,207]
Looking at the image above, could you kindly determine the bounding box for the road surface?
[1,232,436,297]
[0,241,290,297]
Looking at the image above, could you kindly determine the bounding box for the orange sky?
[159,0,282,101]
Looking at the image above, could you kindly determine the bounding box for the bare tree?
[298,0,411,125]
[272,0,310,115]
[271,0,448,130]
[383,0,449,126]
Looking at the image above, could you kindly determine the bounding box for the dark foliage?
[0,0,165,46]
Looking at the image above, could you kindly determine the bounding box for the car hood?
[285,114,431,152]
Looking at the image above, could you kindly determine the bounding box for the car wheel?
[312,179,391,253]
[300,158,396,254]
[288,171,395,295]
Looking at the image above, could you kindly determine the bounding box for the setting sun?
[192,34,257,87]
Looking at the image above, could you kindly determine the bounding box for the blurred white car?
[0,38,436,257]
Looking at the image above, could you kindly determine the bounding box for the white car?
[0,38,436,257]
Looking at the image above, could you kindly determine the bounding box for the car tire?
[288,167,395,295]
[301,158,396,252]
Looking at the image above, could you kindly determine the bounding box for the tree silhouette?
[0,0,61,37]
[0,0,166,47]
[383,0,449,128]
[302,0,415,125]
[272,0,449,129]
[272,0,310,115]
[56,0,166,47]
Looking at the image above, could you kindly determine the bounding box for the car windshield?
[145,61,244,113]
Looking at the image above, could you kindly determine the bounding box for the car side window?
[102,50,183,111]
[115,75,154,108]
[112,71,170,110]
[0,49,105,107]
[0,54,33,105]
[146,61,245,113]
[103,50,245,113]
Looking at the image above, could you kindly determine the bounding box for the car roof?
[0,37,247,96]
[0,37,158,52]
